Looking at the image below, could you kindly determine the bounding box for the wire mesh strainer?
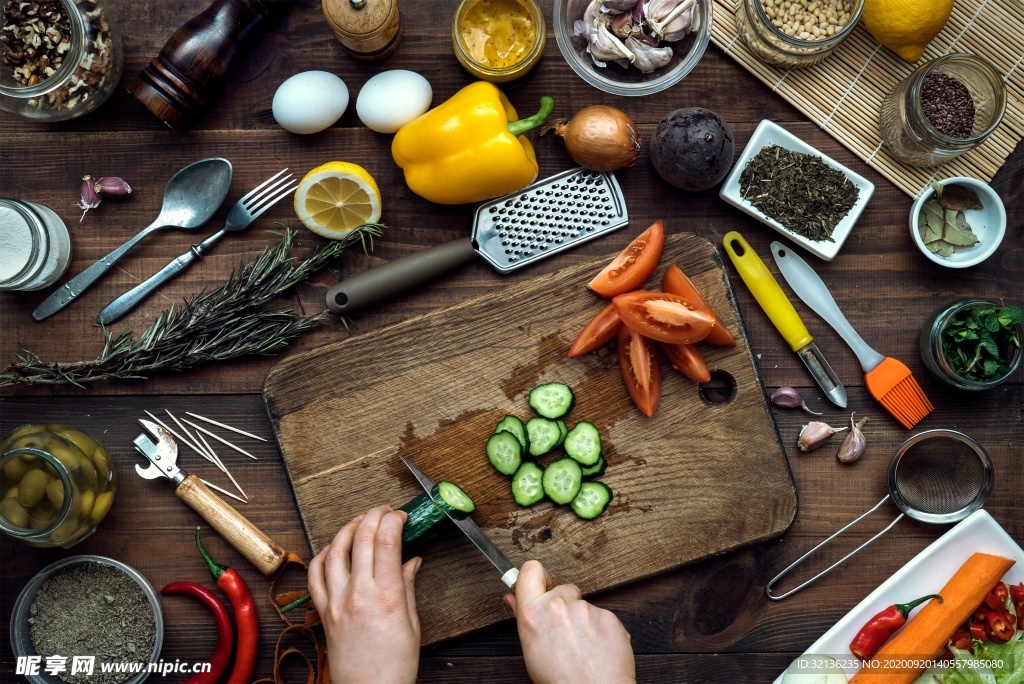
[766,429,993,600]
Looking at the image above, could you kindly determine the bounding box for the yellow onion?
[546,105,641,172]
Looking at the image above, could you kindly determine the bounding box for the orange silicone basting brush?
[772,243,933,428]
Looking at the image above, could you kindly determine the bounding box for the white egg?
[356,70,432,134]
[272,71,349,135]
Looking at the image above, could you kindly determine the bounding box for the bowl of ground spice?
[719,119,874,260]
[10,556,163,684]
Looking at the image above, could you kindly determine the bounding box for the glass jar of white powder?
[0,198,72,291]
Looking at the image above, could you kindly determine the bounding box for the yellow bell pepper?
[392,82,554,205]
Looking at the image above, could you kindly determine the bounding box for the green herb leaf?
[997,306,1024,327]
[938,304,1022,382]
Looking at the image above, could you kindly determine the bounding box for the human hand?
[504,560,636,684]
[308,505,422,684]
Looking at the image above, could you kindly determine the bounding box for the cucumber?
[399,482,476,555]
[542,458,583,505]
[495,415,528,451]
[487,431,522,476]
[570,481,612,520]
[528,382,575,419]
[555,419,568,447]
[564,421,602,467]
[581,455,606,478]
[511,462,545,507]
[526,417,561,457]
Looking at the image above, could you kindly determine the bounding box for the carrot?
[849,552,1015,684]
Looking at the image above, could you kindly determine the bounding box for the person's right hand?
[504,560,636,684]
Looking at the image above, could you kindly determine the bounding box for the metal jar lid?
[322,0,402,61]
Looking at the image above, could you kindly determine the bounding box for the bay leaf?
[937,183,984,211]
[942,208,979,246]
[935,241,955,257]
[930,180,944,199]
[922,198,945,239]
[955,210,980,243]
[918,208,942,243]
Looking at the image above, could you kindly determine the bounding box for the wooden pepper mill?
[322,0,402,61]
[129,0,287,132]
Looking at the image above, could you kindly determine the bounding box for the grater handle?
[327,238,477,315]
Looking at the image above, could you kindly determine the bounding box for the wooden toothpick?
[185,412,268,442]
[183,419,258,461]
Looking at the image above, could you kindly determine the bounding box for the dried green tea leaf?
[937,183,984,211]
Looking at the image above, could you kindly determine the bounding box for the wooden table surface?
[1,1,1021,682]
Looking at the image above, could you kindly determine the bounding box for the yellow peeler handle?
[722,231,813,352]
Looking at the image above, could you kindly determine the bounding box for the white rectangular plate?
[773,509,1024,683]
[720,120,875,261]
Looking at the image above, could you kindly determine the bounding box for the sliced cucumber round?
[511,462,545,507]
[581,455,606,478]
[487,431,522,476]
[528,382,575,419]
[434,481,475,515]
[564,421,602,466]
[526,417,561,457]
[542,458,583,505]
[570,481,612,520]
[555,419,569,447]
[495,414,528,451]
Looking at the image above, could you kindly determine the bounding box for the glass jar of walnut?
[0,0,122,121]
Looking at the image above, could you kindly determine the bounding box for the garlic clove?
[837,413,868,463]
[95,177,131,197]
[797,421,847,452]
[78,175,101,221]
[770,386,822,416]
[625,36,673,72]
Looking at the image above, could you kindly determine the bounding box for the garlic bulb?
[797,421,847,452]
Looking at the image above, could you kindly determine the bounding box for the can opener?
[133,419,287,576]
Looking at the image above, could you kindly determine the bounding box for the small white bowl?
[908,176,1006,269]
[719,119,874,261]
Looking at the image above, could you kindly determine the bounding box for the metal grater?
[472,168,629,274]
[326,168,629,316]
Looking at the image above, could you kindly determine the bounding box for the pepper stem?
[507,96,555,137]
[896,594,942,618]
[279,593,312,614]
[195,527,226,581]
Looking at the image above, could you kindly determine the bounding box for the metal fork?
[97,169,297,325]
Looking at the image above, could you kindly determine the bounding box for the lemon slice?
[294,162,381,239]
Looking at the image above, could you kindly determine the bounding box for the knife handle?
[722,232,812,353]
[176,474,287,576]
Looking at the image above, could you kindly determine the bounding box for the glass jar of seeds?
[879,54,1007,168]
[0,424,116,548]
[737,0,862,69]
[0,0,122,122]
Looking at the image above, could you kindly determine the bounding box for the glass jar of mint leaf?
[920,298,1023,391]
[879,54,1006,168]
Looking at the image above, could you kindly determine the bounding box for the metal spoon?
[32,158,233,321]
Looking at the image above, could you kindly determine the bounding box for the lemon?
[294,162,381,239]
[861,0,953,63]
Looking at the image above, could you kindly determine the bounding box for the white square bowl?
[719,119,874,261]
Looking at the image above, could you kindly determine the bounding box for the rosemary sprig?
[0,223,384,388]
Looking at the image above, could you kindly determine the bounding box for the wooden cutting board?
[263,233,796,646]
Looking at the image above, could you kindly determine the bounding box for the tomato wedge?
[568,303,621,357]
[662,264,737,347]
[659,343,711,383]
[612,290,715,345]
[588,220,666,299]
[617,326,661,417]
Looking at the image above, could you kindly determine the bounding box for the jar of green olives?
[0,424,116,548]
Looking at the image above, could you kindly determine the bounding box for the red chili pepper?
[196,528,259,684]
[160,582,234,684]
[1010,582,1024,604]
[850,594,943,660]
[985,610,1015,643]
[970,621,991,641]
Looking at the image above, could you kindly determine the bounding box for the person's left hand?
[307,505,422,684]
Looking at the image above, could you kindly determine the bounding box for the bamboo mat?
[710,0,1024,197]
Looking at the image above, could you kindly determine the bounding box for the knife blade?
[400,457,519,589]
[722,231,847,408]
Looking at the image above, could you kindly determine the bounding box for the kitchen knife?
[400,457,519,589]
[722,232,847,408]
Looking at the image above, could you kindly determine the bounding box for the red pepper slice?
[984,591,1004,610]
[950,628,973,651]
[160,582,233,684]
[197,528,259,684]
[849,594,942,661]
[1010,581,1024,604]
[992,581,1009,604]
[986,610,1015,643]
[970,621,991,641]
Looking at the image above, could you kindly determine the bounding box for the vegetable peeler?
[133,419,287,576]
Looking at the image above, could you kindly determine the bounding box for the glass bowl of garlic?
[553,0,712,97]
